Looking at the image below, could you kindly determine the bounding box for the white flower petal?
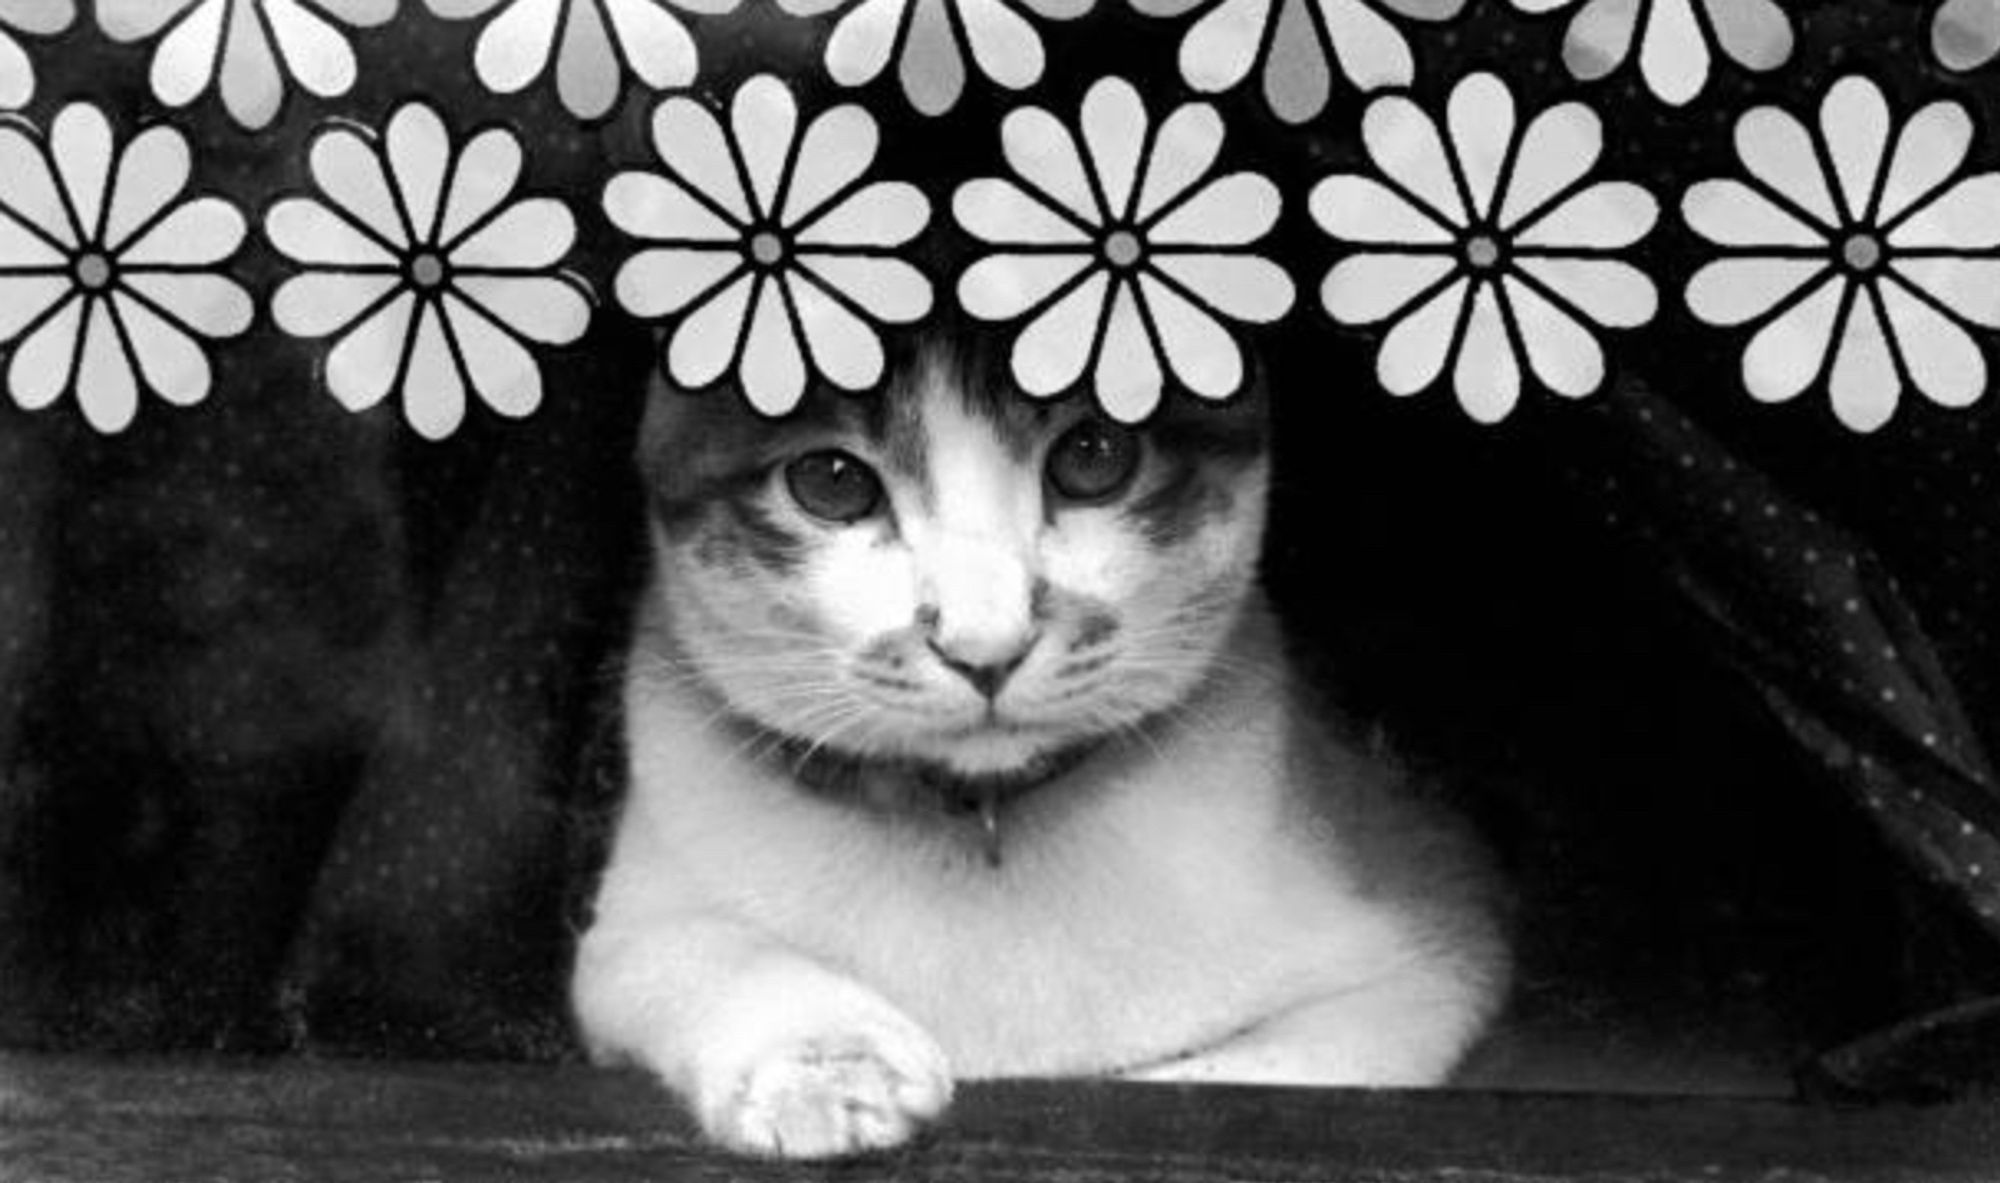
[1681,178,1821,247]
[271,270,402,337]
[439,129,524,248]
[1888,174,2000,250]
[1376,277,1465,396]
[1638,0,1708,106]
[1498,102,1599,232]
[1309,174,1457,245]
[1514,181,1657,249]
[218,0,284,129]
[1179,0,1268,95]
[1828,288,1898,432]
[1933,0,2000,72]
[740,275,806,415]
[957,252,1093,321]
[782,105,878,229]
[0,30,36,110]
[823,0,903,88]
[1740,274,1840,403]
[264,197,399,266]
[1820,76,1890,225]
[455,274,591,344]
[98,0,192,40]
[0,125,72,246]
[1704,0,1792,71]
[668,270,754,387]
[1504,275,1602,398]
[1877,101,1973,228]
[1081,78,1148,221]
[402,303,467,440]
[323,0,397,22]
[1446,73,1513,222]
[900,0,964,116]
[1892,256,2000,328]
[796,182,929,248]
[0,216,64,270]
[603,0,701,90]
[1321,0,1416,92]
[427,0,509,17]
[474,0,562,95]
[1321,251,1456,325]
[444,292,543,419]
[7,292,80,409]
[309,127,409,247]
[1136,102,1223,224]
[1263,0,1327,124]
[1021,0,1093,20]
[264,0,358,98]
[798,254,933,323]
[615,247,741,317]
[1452,282,1519,423]
[788,271,883,391]
[324,288,415,411]
[954,178,1090,245]
[1362,94,1465,227]
[603,172,738,243]
[732,76,797,220]
[1514,256,1656,328]
[1147,173,1279,246]
[450,198,574,270]
[0,275,67,340]
[1002,105,1101,226]
[387,104,451,244]
[1013,268,1108,396]
[1734,106,1839,231]
[112,290,209,406]
[75,298,138,433]
[959,0,1045,90]
[1563,0,1639,82]
[50,105,112,242]
[1880,278,1983,410]
[121,271,252,338]
[1149,253,1295,323]
[556,0,621,120]
[148,0,225,111]
[1094,280,1162,422]
[1139,272,1241,399]
[118,197,245,266]
[102,127,191,253]
[652,96,751,225]
[1684,257,1826,326]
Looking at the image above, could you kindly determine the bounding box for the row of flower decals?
[0,0,74,111]
[1684,76,2000,434]
[266,102,594,439]
[604,74,933,415]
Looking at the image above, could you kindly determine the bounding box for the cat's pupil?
[1047,420,1140,503]
[785,450,883,523]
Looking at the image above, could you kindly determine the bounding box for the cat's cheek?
[812,533,920,640]
[1041,513,1141,605]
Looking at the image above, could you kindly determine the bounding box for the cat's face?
[639,342,1269,776]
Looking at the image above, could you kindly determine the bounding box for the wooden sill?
[1,1053,1996,1182]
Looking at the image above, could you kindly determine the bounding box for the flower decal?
[425,0,738,121]
[777,0,1094,117]
[1312,72,1659,424]
[1683,76,2000,433]
[1508,0,1791,107]
[1933,0,2000,72]
[96,0,396,131]
[954,76,1293,423]
[605,75,933,416]
[266,103,592,439]
[0,0,75,110]
[0,105,252,433]
[1128,0,1464,124]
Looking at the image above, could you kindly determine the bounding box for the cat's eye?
[784,450,883,523]
[1046,419,1141,504]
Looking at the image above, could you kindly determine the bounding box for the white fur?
[573,367,1510,1159]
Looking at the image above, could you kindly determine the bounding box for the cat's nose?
[928,635,1036,700]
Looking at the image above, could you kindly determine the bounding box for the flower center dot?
[1465,234,1502,270]
[750,231,785,267]
[74,252,112,291]
[410,252,447,289]
[1843,232,1883,272]
[1104,230,1143,269]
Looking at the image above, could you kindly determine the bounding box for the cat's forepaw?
[705,1021,953,1159]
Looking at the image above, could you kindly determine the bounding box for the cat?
[571,337,1510,1159]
